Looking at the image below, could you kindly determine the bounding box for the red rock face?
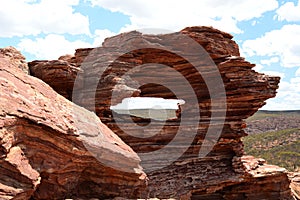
[0,47,146,199]
[1,26,294,199]
[0,46,28,74]
[290,172,300,199]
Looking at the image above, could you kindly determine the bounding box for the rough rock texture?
[0,46,28,74]
[0,47,146,199]
[14,26,294,199]
[290,172,300,199]
[29,56,79,100]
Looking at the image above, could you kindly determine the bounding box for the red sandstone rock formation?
[0,46,28,74]
[0,47,146,199]
[1,26,296,199]
[290,172,300,199]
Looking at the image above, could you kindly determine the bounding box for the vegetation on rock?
[244,111,300,171]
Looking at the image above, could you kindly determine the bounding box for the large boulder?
[0,47,146,199]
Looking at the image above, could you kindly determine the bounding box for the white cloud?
[18,29,116,60]
[0,0,90,37]
[296,68,300,76]
[263,78,300,110]
[92,29,116,47]
[276,0,300,22]
[260,57,279,66]
[17,34,92,60]
[88,0,278,34]
[17,28,117,60]
[242,24,300,68]
[261,70,285,78]
[251,20,258,26]
[263,97,300,110]
[253,63,264,72]
[247,61,285,84]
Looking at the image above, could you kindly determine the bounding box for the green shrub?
[243,128,300,171]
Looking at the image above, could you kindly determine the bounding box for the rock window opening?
[110,97,185,121]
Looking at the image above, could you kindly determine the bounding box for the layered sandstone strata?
[0,26,294,199]
[0,47,146,199]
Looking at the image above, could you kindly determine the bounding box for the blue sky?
[1,0,300,110]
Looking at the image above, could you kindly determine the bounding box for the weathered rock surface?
[0,46,28,74]
[9,26,294,199]
[290,172,300,199]
[0,47,146,199]
[29,57,79,100]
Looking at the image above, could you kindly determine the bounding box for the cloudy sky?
[1,0,300,110]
